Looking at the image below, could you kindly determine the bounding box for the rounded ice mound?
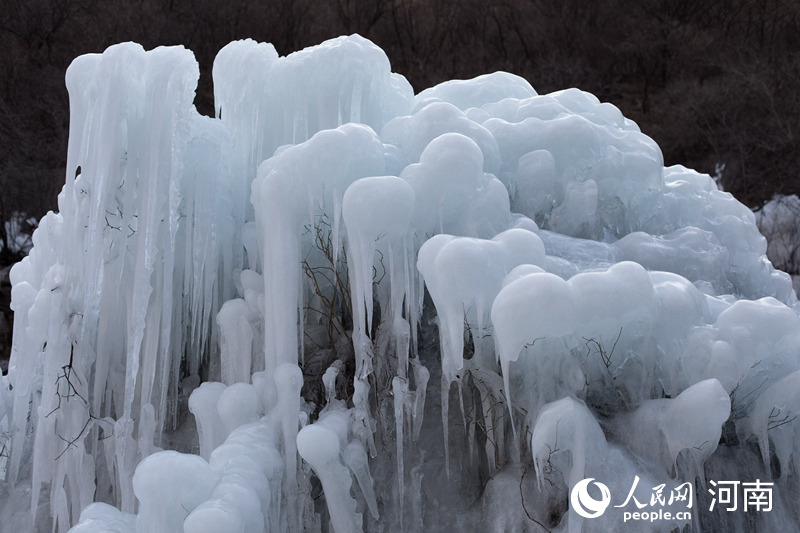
[682,296,800,398]
[614,226,731,293]
[414,71,537,112]
[484,109,664,239]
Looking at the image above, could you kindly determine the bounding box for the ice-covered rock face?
[2,35,799,533]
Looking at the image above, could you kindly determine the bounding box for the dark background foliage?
[1,0,799,360]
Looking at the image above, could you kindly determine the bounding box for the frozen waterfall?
[1,34,799,532]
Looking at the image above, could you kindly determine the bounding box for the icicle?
[392,375,408,528]
[479,384,497,472]
[441,375,451,479]
[332,189,342,265]
[342,440,380,520]
[410,358,429,442]
[272,364,303,533]
[217,299,256,385]
[408,464,425,532]
[323,361,343,404]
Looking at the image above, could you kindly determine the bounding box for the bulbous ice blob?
[548,178,598,238]
[217,382,262,437]
[184,480,263,533]
[512,149,556,223]
[683,297,800,400]
[382,102,501,174]
[402,132,511,239]
[744,369,800,476]
[296,424,361,533]
[418,228,546,382]
[531,397,608,504]
[189,382,228,461]
[66,503,136,533]
[217,299,257,385]
[132,451,218,533]
[569,261,657,343]
[648,271,712,395]
[417,229,501,474]
[610,379,730,485]
[493,272,578,365]
[184,499,245,533]
[492,270,578,413]
[343,176,415,239]
[493,262,662,413]
[207,420,282,532]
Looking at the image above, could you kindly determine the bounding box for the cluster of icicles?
[1,35,800,532]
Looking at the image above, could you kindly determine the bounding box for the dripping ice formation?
[1,34,799,532]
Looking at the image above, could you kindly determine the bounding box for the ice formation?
[1,34,799,532]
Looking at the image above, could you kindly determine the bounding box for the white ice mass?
[1,34,799,532]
